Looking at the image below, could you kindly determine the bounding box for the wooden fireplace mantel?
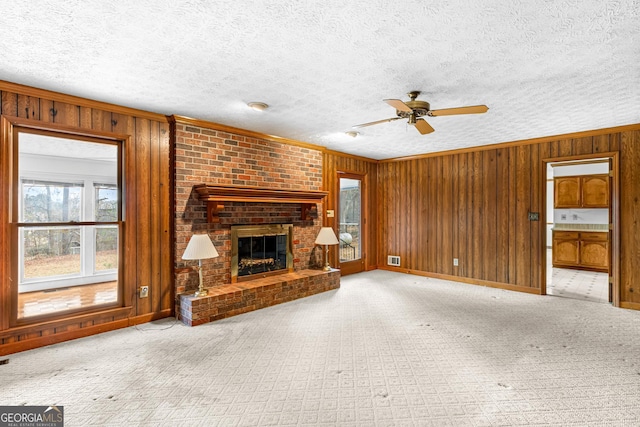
[193,184,328,223]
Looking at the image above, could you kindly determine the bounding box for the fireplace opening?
[231,224,293,282]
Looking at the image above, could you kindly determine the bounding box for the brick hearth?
[177,269,340,326]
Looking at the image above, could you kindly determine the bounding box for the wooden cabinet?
[581,175,609,207]
[552,231,580,266]
[552,230,609,272]
[554,174,609,208]
[554,177,581,208]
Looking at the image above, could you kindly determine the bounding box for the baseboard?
[377,266,542,295]
[619,301,640,311]
[0,319,129,356]
[0,309,174,356]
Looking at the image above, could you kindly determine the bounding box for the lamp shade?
[315,227,339,245]
[182,234,219,260]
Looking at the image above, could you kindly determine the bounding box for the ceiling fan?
[353,91,488,135]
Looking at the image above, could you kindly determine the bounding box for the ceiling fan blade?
[429,105,489,116]
[352,117,401,128]
[414,119,435,135]
[384,99,413,112]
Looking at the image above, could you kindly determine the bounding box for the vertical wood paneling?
[529,144,541,288]
[507,147,517,284]
[136,119,152,314]
[442,155,453,276]
[573,136,594,155]
[593,134,610,153]
[471,152,483,278]
[428,158,437,272]
[435,156,444,273]
[496,148,510,283]
[160,122,172,311]
[150,122,161,312]
[1,92,18,116]
[52,101,79,127]
[515,145,531,287]
[375,126,640,305]
[457,153,468,277]
[451,154,459,276]
[17,95,39,120]
[483,150,497,282]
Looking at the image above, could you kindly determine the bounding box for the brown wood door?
[338,174,364,275]
[554,176,581,208]
[581,175,609,207]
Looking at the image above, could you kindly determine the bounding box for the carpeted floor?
[2,270,640,426]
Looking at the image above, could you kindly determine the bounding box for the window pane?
[21,180,83,223]
[22,227,81,279]
[95,185,118,222]
[95,227,118,272]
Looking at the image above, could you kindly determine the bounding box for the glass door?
[339,174,364,275]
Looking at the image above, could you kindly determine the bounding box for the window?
[14,130,122,321]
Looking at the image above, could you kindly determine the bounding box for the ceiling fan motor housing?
[397,100,430,118]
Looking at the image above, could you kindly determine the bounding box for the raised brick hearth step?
[177,269,340,326]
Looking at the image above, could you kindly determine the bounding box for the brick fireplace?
[172,117,340,325]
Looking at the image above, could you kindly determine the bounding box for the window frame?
[5,120,126,326]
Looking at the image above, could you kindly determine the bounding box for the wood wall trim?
[0,80,167,122]
[381,123,640,163]
[379,266,542,295]
[0,307,133,340]
[2,115,130,142]
[619,302,640,311]
[0,318,130,356]
[170,114,327,152]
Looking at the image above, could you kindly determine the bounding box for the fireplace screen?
[231,224,293,282]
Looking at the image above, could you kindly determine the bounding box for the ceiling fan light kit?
[353,91,488,135]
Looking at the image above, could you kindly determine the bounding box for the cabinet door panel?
[580,241,609,268]
[553,239,579,265]
[554,177,580,208]
[581,175,609,207]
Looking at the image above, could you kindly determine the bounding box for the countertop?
[551,223,609,232]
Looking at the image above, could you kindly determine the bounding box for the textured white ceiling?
[1,0,639,160]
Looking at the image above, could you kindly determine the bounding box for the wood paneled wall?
[323,151,378,271]
[0,81,173,355]
[377,126,640,307]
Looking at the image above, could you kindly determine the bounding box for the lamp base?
[322,264,332,272]
[194,289,208,298]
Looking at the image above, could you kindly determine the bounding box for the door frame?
[541,151,620,306]
[337,171,367,276]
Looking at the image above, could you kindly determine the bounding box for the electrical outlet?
[453,258,459,267]
[140,286,149,298]
[572,214,578,220]
[561,214,567,220]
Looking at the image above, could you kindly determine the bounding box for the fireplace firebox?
[231,224,294,282]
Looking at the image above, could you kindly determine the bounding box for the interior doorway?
[542,153,618,306]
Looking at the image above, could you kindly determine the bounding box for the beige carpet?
[2,270,640,426]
